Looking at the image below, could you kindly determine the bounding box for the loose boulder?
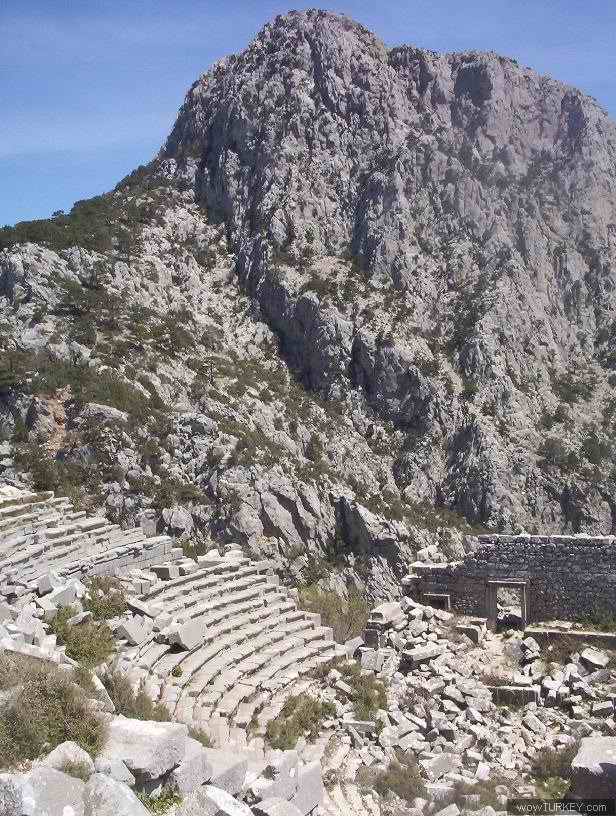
[83,773,150,816]
[569,737,616,798]
[98,717,188,782]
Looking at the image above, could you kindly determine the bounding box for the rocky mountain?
[2,9,616,598]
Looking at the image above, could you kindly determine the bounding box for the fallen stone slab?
[254,798,303,816]
[569,736,616,798]
[169,737,213,796]
[82,772,150,816]
[341,717,377,734]
[88,672,116,713]
[178,784,253,816]
[167,618,203,650]
[420,753,459,781]
[205,749,248,795]
[98,717,189,782]
[435,805,460,816]
[343,636,363,658]
[489,685,540,707]
[522,713,546,735]
[116,615,153,647]
[37,571,63,596]
[25,766,85,816]
[401,644,444,668]
[290,761,323,815]
[580,647,611,671]
[94,757,135,787]
[249,750,298,803]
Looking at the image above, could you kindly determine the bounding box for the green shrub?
[537,436,579,473]
[150,477,202,510]
[84,576,127,620]
[323,659,387,720]
[188,726,213,748]
[0,661,107,767]
[102,669,172,722]
[298,587,369,643]
[60,760,93,781]
[51,607,116,668]
[357,752,426,803]
[137,786,182,813]
[581,428,611,465]
[265,694,336,749]
[531,740,579,785]
[449,773,512,807]
[350,673,387,721]
[551,367,596,404]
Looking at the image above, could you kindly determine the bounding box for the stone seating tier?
[0,487,344,759]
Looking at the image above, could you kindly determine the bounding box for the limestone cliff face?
[2,10,616,597]
[162,10,616,533]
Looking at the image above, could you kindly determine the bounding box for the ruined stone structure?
[403,533,616,628]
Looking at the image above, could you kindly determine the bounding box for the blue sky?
[2,0,616,226]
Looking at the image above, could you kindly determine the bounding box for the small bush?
[60,760,92,781]
[0,655,21,690]
[298,587,369,643]
[137,786,182,813]
[265,694,336,749]
[84,576,127,620]
[449,773,512,807]
[0,661,107,767]
[51,607,116,668]
[102,669,172,721]
[358,752,426,803]
[350,673,387,721]
[552,367,596,404]
[188,726,213,748]
[532,742,579,779]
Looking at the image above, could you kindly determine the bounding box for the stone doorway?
[486,580,528,631]
[421,592,451,611]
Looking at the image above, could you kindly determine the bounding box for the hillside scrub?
[0,659,107,768]
[51,606,116,668]
[298,586,369,642]
[357,751,426,803]
[84,576,128,620]
[265,694,336,749]
[101,668,173,722]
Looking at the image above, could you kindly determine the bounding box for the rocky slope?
[2,9,616,596]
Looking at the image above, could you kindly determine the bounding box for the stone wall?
[403,534,616,623]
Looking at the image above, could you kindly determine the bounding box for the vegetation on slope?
[0,657,106,767]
